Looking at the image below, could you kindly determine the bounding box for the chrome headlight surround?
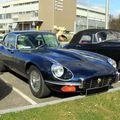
[51,63,73,80]
[51,64,64,78]
[108,58,117,68]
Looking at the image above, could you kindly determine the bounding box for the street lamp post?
[105,0,109,29]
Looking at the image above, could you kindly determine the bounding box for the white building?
[0,0,40,33]
[0,0,106,33]
[76,4,105,32]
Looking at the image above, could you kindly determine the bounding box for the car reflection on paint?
[0,31,119,98]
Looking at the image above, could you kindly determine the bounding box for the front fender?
[24,56,54,80]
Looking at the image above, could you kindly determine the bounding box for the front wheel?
[29,66,51,98]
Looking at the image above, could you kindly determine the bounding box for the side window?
[17,35,33,49]
[4,34,16,49]
[97,32,107,42]
[79,34,92,44]
[35,35,44,47]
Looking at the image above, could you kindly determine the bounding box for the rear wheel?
[29,66,50,98]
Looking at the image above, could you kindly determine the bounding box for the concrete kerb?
[0,86,120,115]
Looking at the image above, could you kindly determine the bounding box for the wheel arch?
[25,62,42,75]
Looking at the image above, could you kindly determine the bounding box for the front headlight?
[51,64,64,78]
[108,58,117,68]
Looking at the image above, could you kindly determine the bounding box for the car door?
[96,41,120,62]
[12,34,35,78]
[1,34,17,69]
[1,33,29,77]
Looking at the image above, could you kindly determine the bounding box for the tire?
[0,61,6,72]
[28,66,51,98]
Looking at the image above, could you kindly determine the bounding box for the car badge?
[97,78,102,84]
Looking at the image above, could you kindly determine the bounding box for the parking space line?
[12,87,37,105]
[1,78,37,105]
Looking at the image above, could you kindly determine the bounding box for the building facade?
[76,4,105,32]
[39,0,76,32]
[0,0,105,33]
[0,0,39,33]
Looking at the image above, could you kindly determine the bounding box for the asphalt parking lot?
[0,71,120,112]
[0,71,81,111]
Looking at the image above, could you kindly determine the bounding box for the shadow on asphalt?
[0,79,12,100]
[51,92,83,98]
[9,70,28,83]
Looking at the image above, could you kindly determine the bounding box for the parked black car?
[0,31,119,98]
[65,29,120,69]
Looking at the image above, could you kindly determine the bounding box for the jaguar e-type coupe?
[65,29,120,70]
[0,31,119,98]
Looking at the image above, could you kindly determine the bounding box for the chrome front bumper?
[45,72,120,92]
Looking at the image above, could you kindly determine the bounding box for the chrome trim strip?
[45,80,82,87]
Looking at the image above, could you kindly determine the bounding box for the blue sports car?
[0,31,119,98]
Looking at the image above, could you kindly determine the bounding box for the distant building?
[76,4,105,32]
[0,0,105,33]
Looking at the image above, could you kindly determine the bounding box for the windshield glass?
[17,33,59,50]
[96,31,120,42]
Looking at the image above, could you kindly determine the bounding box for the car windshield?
[17,33,59,50]
[96,31,120,42]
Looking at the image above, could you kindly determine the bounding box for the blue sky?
[78,0,120,16]
[0,0,120,16]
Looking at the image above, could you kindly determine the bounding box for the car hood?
[33,48,115,80]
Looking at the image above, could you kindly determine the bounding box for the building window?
[55,0,63,11]
[32,11,38,17]
[0,24,3,28]
[3,5,10,8]
[13,1,38,6]
[34,11,38,17]
[6,13,11,19]
[0,14,3,19]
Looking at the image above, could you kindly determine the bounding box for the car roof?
[70,29,119,44]
[75,29,118,35]
[9,31,55,35]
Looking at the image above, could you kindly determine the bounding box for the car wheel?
[0,61,6,72]
[29,66,51,98]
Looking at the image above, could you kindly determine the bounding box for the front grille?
[83,76,115,89]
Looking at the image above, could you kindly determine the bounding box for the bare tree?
[109,15,120,31]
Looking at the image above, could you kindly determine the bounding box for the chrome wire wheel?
[30,70,41,93]
[29,66,51,98]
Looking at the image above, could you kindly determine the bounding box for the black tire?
[0,61,6,72]
[28,66,51,98]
